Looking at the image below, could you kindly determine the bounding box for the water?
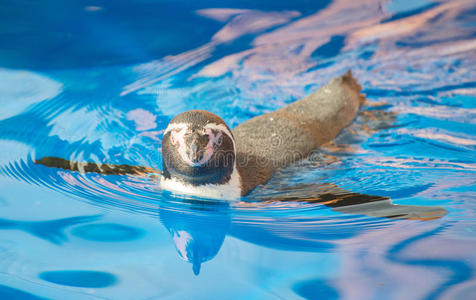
[0,0,475,299]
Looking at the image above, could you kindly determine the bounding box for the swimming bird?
[160,71,363,198]
[38,71,363,199]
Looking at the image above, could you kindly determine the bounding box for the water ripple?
[0,0,475,297]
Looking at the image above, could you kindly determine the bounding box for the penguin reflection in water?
[37,72,447,273]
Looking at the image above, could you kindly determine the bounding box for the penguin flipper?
[35,156,159,176]
[251,183,447,221]
[332,200,448,221]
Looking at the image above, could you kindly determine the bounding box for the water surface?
[0,0,475,299]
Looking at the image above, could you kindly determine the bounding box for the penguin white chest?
[159,167,242,200]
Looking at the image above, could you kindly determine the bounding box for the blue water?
[1,0,476,299]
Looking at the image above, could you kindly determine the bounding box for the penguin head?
[161,110,237,191]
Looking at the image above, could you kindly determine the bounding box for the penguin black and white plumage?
[160,110,241,199]
[160,71,364,199]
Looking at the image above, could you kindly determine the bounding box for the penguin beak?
[189,134,204,163]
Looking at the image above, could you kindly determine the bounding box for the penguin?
[159,70,363,198]
[37,71,363,199]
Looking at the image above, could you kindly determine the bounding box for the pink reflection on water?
[393,104,476,125]
[122,0,476,108]
[196,8,251,22]
[122,9,299,96]
[397,128,476,146]
[210,10,300,43]
[365,156,476,171]
[126,108,157,131]
[196,0,475,97]
[347,1,470,47]
[334,222,450,299]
